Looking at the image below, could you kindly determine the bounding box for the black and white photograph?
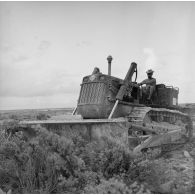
[0,1,195,194]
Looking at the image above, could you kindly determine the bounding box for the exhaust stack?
[107,55,113,76]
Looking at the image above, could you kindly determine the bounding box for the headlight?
[83,77,88,82]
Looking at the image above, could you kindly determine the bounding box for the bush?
[36,113,50,120]
[0,125,158,193]
[84,178,133,194]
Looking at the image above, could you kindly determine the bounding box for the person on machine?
[138,69,156,101]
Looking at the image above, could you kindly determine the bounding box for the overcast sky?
[0,1,195,110]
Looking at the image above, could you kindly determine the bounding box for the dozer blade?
[19,117,130,148]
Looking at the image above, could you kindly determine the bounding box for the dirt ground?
[152,118,195,193]
[152,139,195,193]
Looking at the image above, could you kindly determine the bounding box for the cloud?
[38,40,51,51]
[143,48,159,70]
[0,40,81,98]
[75,40,91,47]
[36,40,51,57]
[0,78,79,97]
[0,68,80,97]
[0,44,30,68]
[0,44,13,53]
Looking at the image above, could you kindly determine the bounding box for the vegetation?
[0,107,194,193]
[36,113,50,120]
[0,122,160,194]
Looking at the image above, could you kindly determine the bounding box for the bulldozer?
[20,56,193,154]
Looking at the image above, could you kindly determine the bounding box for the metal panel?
[78,82,106,104]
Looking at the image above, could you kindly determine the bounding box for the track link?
[127,106,193,153]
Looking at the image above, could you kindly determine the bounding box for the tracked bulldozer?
[21,56,193,154]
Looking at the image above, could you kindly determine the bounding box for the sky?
[0,1,195,110]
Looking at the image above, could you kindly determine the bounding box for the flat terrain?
[0,107,74,121]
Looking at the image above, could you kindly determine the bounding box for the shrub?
[84,178,133,194]
[36,113,50,120]
[0,124,158,193]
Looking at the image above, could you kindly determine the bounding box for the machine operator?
[138,69,156,101]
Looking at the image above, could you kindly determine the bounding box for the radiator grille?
[78,82,106,104]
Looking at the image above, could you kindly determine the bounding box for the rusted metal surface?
[129,124,159,135]
[19,118,127,125]
[76,71,182,119]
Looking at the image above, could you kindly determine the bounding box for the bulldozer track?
[127,106,193,153]
[145,141,186,152]
[140,142,186,159]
